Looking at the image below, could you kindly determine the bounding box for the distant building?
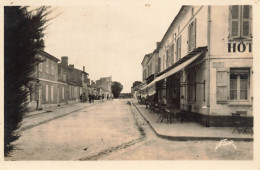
[95,76,113,97]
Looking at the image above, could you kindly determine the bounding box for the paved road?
[5,99,253,160]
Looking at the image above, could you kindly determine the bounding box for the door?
[57,86,60,105]
[38,87,42,109]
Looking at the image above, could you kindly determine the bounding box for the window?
[46,84,49,101]
[230,5,252,38]
[230,68,249,100]
[191,7,194,16]
[166,44,174,67]
[158,58,161,72]
[163,54,166,70]
[166,49,170,68]
[176,36,182,61]
[39,63,42,71]
[188,19,196,52]
[46,59,49,73]
[171,44,174,64]
[51,86,54,101]
[51,61,54,75]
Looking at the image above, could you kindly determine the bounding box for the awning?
[141,46,207,91]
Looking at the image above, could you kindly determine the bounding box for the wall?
[209,6,253,116]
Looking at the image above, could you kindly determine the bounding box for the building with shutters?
[58,57,89,103]
[140,5,253,127]
[28,50,61,110]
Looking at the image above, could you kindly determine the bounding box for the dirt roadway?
[5,99,253,160]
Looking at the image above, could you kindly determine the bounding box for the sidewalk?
[131,101,253,141]
[19,100,102,132]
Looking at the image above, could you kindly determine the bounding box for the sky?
[43,1,182,93]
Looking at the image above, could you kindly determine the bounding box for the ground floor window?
[230,68,250,100]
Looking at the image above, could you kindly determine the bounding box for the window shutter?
[187,24,190,52]
[193,18,196,49]
[172,43,174,64]
[230,5,240,38]
[242,5,251,37]
[216,68,229,103]
[179,35,182,59]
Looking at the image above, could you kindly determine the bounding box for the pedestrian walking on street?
[80,94,83,102]
[88,94,91,103]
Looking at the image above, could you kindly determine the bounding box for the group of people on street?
[79,93,95,103]
[80,93,113,103]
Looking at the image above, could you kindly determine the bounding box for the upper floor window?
[163,54,166,70]
[46,59,49,73]
[39,63,42,72]
[166,44,174,67]
[176,36,182,61]
[51,61,54,75]
[229,5,252,39]
[188,19,196,52]
[158,58,161,72]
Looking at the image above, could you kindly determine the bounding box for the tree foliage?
[133,81,142,87]
[4,6,51,156]
[111,81,123,98]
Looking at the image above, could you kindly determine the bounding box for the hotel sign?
[228,42,252,53]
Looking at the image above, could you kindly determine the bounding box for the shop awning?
[141,46,207,91]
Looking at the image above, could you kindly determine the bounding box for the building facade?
[140,5,253,127]
[95,76,113,98]
[28,50,61,110]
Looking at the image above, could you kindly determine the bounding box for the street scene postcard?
[1,0,260,170]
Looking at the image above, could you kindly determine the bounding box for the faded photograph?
[4,4,253,161]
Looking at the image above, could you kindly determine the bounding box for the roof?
[157,6,189,51]
[141,53,153,66]
[38,50,60,62]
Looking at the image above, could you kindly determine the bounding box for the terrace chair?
[235,111,253,135]
[156,105,168,123]
[232,113,242,134]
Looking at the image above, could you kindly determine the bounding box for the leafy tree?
[133,81,142,87]
[111,81,123,98]
[4,6,51,156]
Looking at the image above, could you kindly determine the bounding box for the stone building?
[28,50,60,110]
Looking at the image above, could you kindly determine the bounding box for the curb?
[25,101,102,118]
[132,103,253,142]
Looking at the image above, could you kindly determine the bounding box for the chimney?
[83,66,85,72]
[61,56,68,67]
[69,64,74,68]
[156,42,161,48]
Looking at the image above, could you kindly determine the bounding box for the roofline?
[38,50,60,62]
[141,53,153,65]
[157,6,188,51]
